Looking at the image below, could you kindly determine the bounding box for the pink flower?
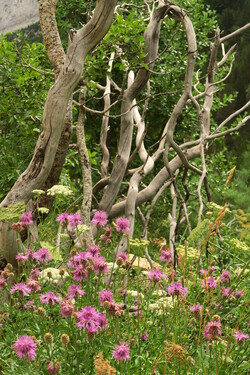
[232,330,249,345]
[115,217,129,234]
[221,270,230,283]
[167,281,188,297]
[190,304,203,317]
[40,292,61,306]
[100,226,112,244]
[20,212,33,226]
[91,211,108,227]
[160,249,172,263]
[99,289,114,306]
[61,300,75,317]
[47,359,61,374]
[116,252,127,263]
[139,333,148,341]
[148,269,166,283]
[73,251,92,266]
[73,265,88,282]
[112,341,130,361]
[88,244,100,256]
[24,300,36,310]
[76,306,106,333]
[12,336,37,360]
[221,287,231,298]
[200,269,208,276]
[29,268,41,280]
[93,255,108,274]
[202,277,217,289]
[107,302,123,317]
[203,321,222,340]
[66,285,85,300]
[16,253,29,262]
[67,213,82,227]
[32,248,51,263]
[26,278,41,293]
[235,289,244,298]
[56,212,69,224]
[10,283,31,296]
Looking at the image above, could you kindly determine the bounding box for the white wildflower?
[47,185,73,196]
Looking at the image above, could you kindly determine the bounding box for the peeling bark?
[0,0,117,209]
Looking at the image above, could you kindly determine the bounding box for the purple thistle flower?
[10,283,31,296]
[12,336,37,360]
[56,212,69,224]
[221,270,230,283]
[66,285,85,300]
[20,212,33,226]
[32,248,51,263]
[139,332,149,341]
[203,321,222,340]
[76,306,106,333]
[40,292,61,306]
[190,303,203,317]
[112,341,130,361]
[160,249,172,263]
[47,360,61,374]
[73,266,88,282]
[202,277,217,289]
[61,299,75,317]
[235,289,244,298]
[26,278,41,293]
[24,300,36,310]
[91,211,108,227]
[148,269,167,283]
[232,330,249,345]
[115,217,130,234]
[73,251,92,266]
[29,268,41,280]
[93,255,108,274]
[88,244,101,256]
[167,281,188,297]
[221,287,231,298]
[16,253,29,262]
[67,213,82,227]
[99,289,114,306]
[0,278,6,290]
[100,226,112,244]
[116,252,127,263]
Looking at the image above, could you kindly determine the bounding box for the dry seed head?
[44,332,53,344]
[94,352,117,375]
[37,307,46,316]
[61,333,70,347]
[70,248,78,256]
[212,315,221,322]
[5,263,13,271]
[103,301,111,310]
[59,268,65,276]
[164,341,188,364]
[226,166,236,187]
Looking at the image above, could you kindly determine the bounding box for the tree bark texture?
[0,0,117,209]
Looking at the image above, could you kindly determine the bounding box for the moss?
[0,202,25,223]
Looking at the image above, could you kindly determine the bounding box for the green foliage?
[0,202,25,223]
[226,147,250,212]
[187,218,210,247]
[0,36,53,200]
